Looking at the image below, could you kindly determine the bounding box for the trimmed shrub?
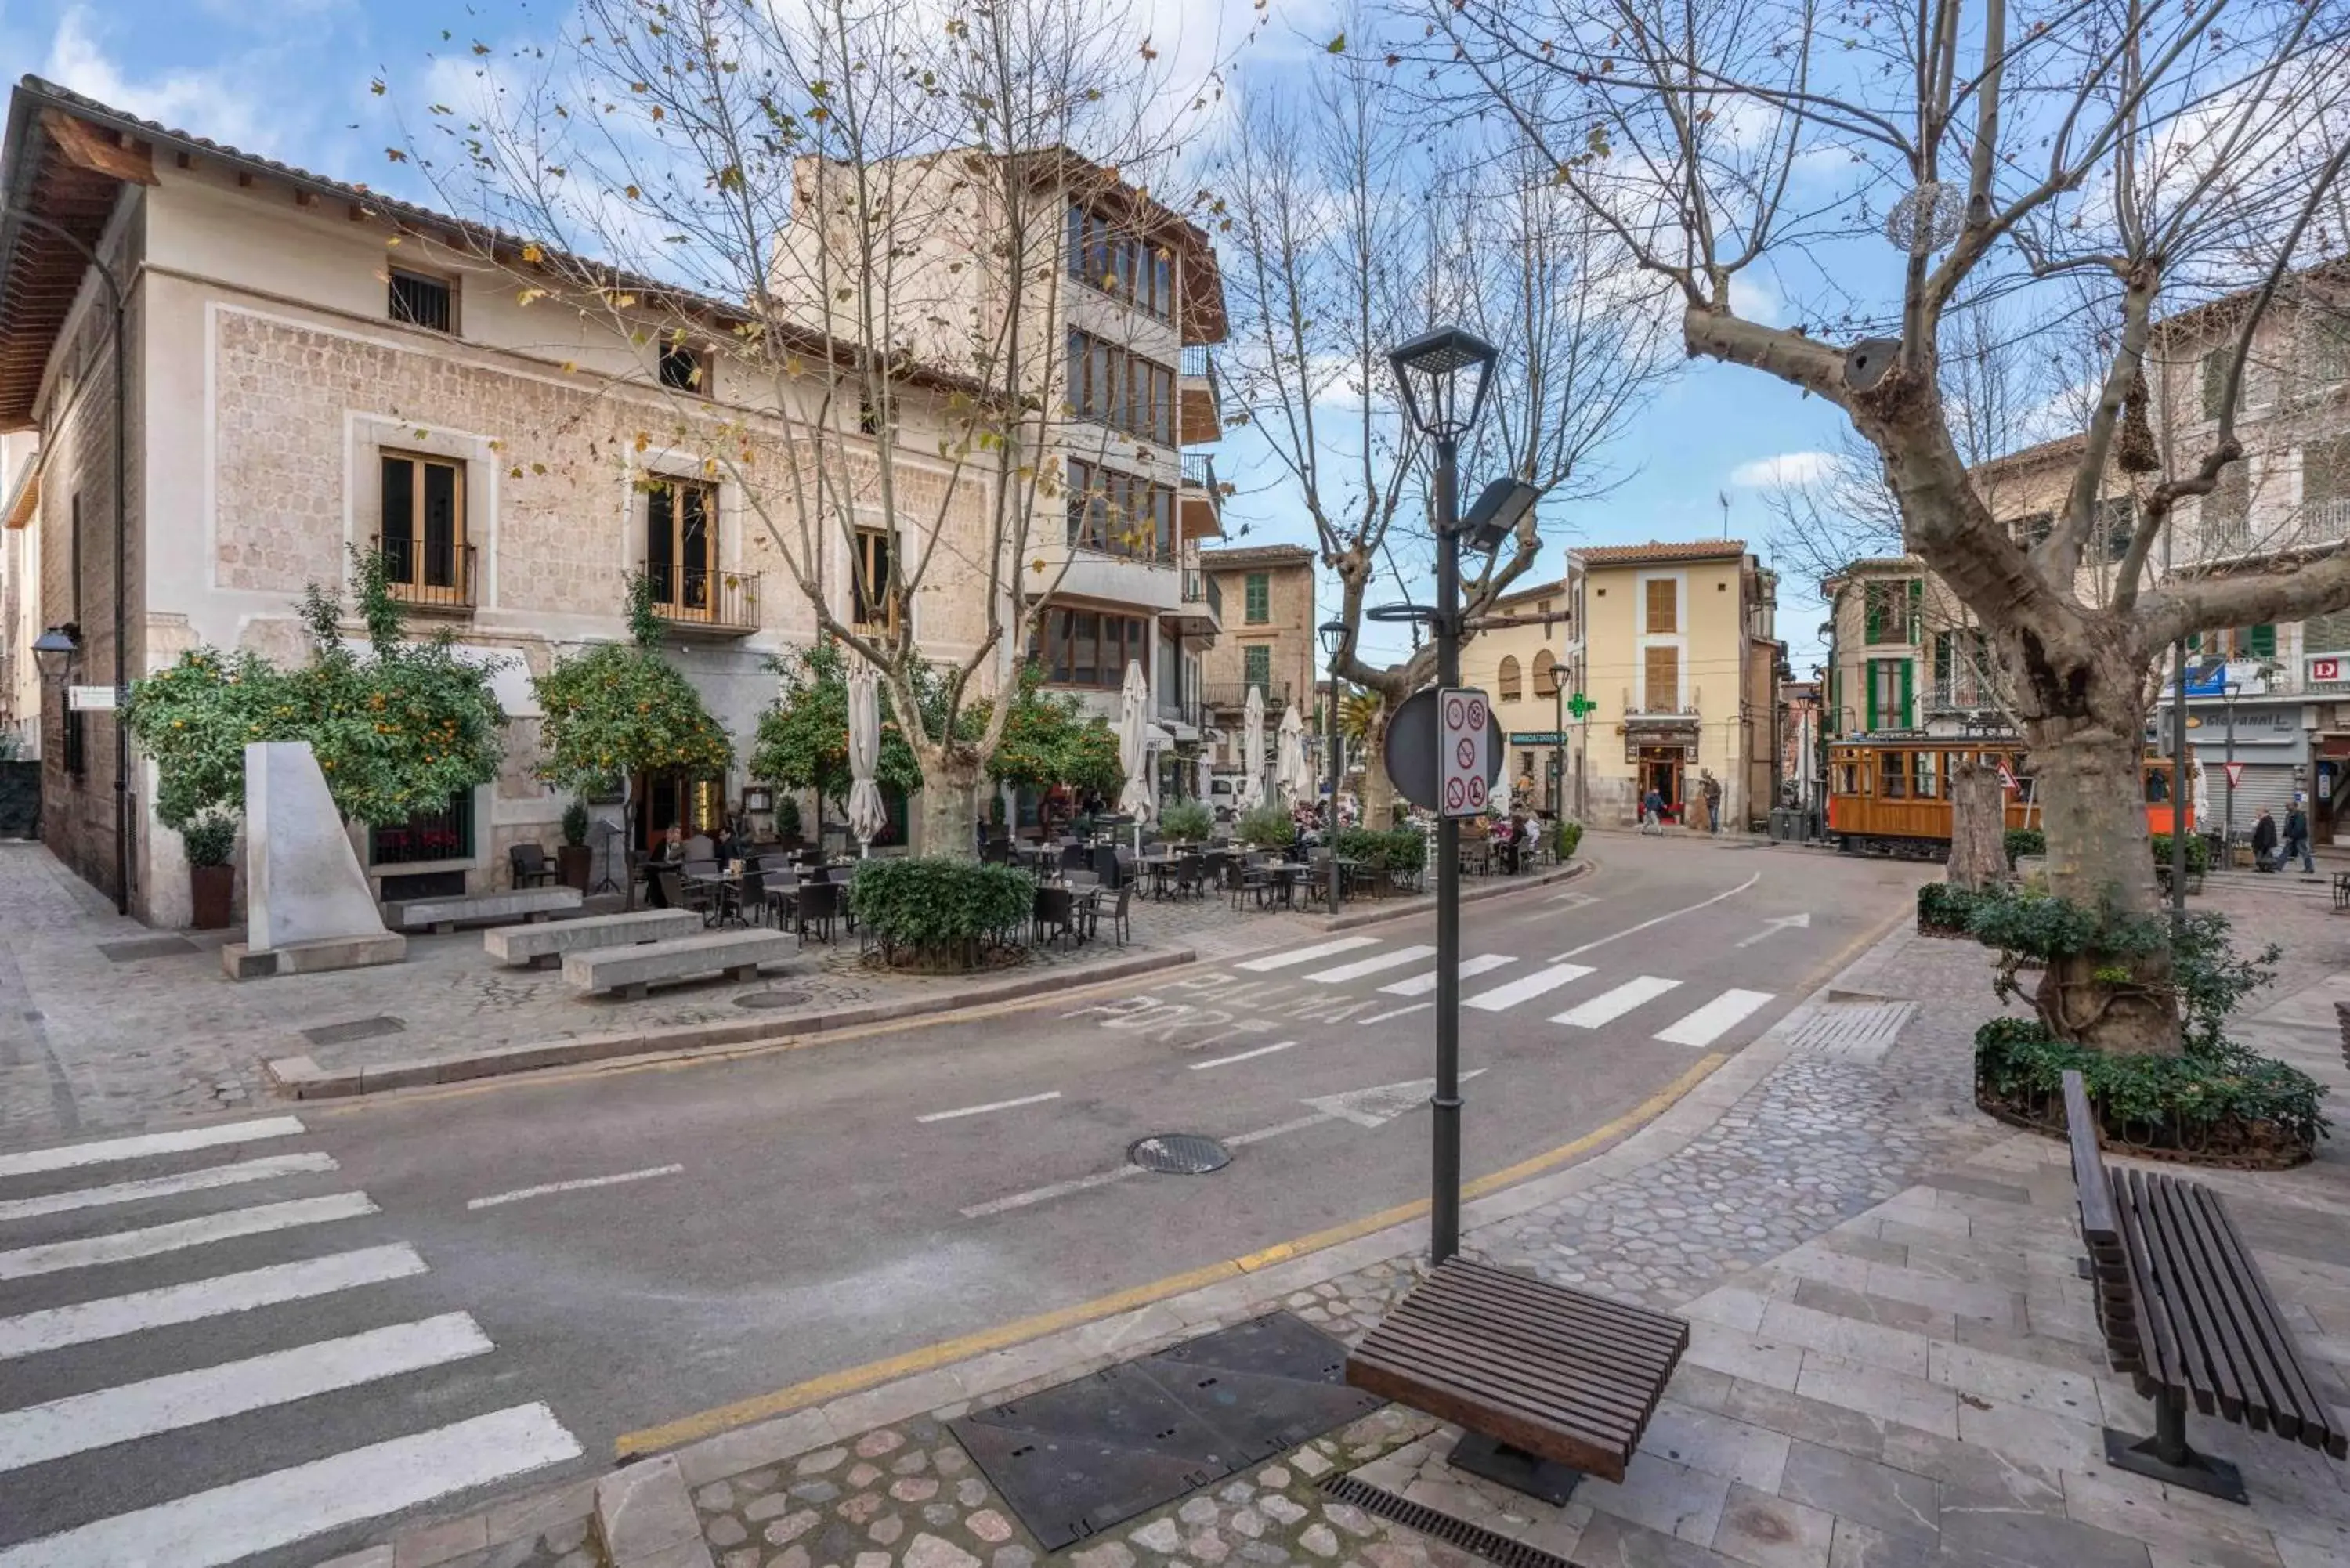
[560,800,591,848]
[1159,800,1213,842]
[851,857,1036,971]
[1916,881,1980,936]
[774,794,802,840]
[181,811,239,869]
[1553,818,1584,862]
[2150,833,2211,876]
[1236,804,1296,850]
[2001,827,2045,868]
[1336,825,1426,874]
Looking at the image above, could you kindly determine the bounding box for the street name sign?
[67,685,121,712]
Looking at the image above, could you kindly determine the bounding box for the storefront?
[1624,720,1698,822]
[2154,698,2310,841]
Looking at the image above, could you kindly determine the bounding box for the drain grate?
[1129,1133,1231,1175]
[733,990,813,1010]
[299,1015,407,1048]
[1320,1474,1578,1568]
[97,937,200,963]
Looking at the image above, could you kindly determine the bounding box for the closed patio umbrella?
[1238,684,1267,814]
[1275,703,1307,808]
[847,663,888,856]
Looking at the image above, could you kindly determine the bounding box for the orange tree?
[532,576,733,793]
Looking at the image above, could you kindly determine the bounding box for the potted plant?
[556,799,594,891]
[183,811,239,930]
[775,793,804,850]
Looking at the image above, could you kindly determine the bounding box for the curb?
[265,947,1198,1100]
[1315,856,1592,933]
[596,1455,715,1568]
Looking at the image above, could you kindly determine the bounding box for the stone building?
[1457,577,1576,813]
[1195,544,1316,784]
[1567,540,1781,829]
[0,78,1010,923]
[1,432,38,758]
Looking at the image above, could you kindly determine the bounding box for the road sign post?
[1439,689,1492,818]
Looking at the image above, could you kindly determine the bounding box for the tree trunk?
[1946,762,2005,891]
[916,754,984,861]
[1360,707,1399,826]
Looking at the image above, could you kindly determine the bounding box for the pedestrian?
[1640,786,1665,835]
[2251,807,2279,872]
[1702,771,1723,836]
[2285,795,2315,874]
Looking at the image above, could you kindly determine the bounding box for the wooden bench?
[562,928,795,1000]
[383,886,582,934]
[1343,1255,1687,1505]
[2063,1069,2347,1501]
[483,909,702,969]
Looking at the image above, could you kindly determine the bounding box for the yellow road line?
[612,1048,1728,1458]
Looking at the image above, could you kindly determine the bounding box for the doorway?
[1639,747,1685,822]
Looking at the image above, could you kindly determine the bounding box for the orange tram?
[1827,737,2189,858]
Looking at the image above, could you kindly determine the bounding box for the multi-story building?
[1196,544,1315,784]
[1458,578,1576,812]
[1567,540,1781,828]
[1,432,38,759]
[0,78,1009,921]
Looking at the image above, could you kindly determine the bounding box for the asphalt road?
[0,836,1924,1567]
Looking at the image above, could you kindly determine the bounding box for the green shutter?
[2186,630,2201,652]
[1864,590,1881,644]
[1900,659,1914,728]
[1245,573,1268,623]
[1907,580,1922,642]
[1864,660,1878,732]
[1244,644,1271,694]
[2248,623,2276,658]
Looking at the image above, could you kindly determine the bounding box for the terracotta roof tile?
[1573,539,1748,565]
[1197,544,1314,569]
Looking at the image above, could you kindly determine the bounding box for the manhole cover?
[733,990,812,1010]
[1129,1133,1231,1175]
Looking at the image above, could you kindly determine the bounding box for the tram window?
[1915,750,1940,800]
[1881,750,1910,800]
[1835,761,1861,795]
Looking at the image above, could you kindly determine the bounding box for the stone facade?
[1457,579,1574,813]
[1198,544,1317,765]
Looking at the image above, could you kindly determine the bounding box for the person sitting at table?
[650,825,688,865]
[711,813,743,862]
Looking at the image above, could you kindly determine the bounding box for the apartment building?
[1457,577,1576,812]
[1567,540,1781,828]
[1,432,36,759]
[0,78,1000,922]
[1195,544,1315,783]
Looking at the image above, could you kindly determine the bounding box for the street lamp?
[1319,618,1347,912]
[31,623,82,684]
[1388,323,1499,1267]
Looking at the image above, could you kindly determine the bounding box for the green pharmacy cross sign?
[1565,692,1596,720]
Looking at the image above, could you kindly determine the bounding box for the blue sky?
[0,0,1855,667]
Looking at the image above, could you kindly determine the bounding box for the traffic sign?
[1383,687,1502,810]
[1440,688,1492,818]
[2223,761,2247,789]
[1996,761,2018,793]
[1566,692,1596,720]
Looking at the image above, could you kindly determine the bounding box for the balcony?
[1027,531,1180,614]
[1180,452,1225,540]
[1180,345,1222,445]
[1164,565,1222,639]
[1202,679,1290,713]
[640,562,761,638]
[373,536,475,616]
[1158,689,1203,731]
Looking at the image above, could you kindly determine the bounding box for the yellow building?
[1459,579,1575,812]
[1568,540,1783,828]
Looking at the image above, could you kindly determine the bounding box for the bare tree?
[1206,20,1675,818]
[403,0,1243,851]
[1415,0,2350,1053]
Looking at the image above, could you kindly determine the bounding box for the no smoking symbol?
[1456,738,1477,769]
[1445,778,1466,810]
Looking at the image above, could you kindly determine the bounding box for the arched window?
[1498,656,1523,700]
[1532,649,1558,697]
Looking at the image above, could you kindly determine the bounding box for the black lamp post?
[1319,618,1347,910]
[1386,323,1499,1266]
[31,623,82,684]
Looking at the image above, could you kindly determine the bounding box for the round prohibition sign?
[1445,777,1466,811]
[1467,775,1488,808]
[1466,697,1488,729]
[1444,695,1467,730]
[1455,738,1477,770]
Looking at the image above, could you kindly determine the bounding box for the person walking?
[1701,771,1724,836]
[2285,795,2315,874]
[1640,786,1666,835]
[2251,807,2280,872]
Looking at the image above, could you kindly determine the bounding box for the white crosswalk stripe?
[1655,988,1776,1047]
[1379,954,1514,997]
[1306,945,1437,985]
[1552,976,1682,1028]
[0,1120,579,1566]
[1234,936,1381,972]
[1466,963,1593,1012]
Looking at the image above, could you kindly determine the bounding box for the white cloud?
[43,5,277,155]
[1726,271,1781,325]
[1730,450,1835,489]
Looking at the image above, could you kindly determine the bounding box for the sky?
[0,0,1855,669]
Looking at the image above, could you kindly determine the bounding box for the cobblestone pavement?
[384,885,2350,1568]
[0,843,1327,1151]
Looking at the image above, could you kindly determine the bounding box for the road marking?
[0,1193,378,1281]
[1361,1002,1434,1024]
[1226,1113,1336,1146]
[1189,1040,1298,1071]
[0,1403,581,1568]
[1736,912,1812,948]
[1466,963,1594,1013]
[1379,953,1515,997]
[0,1313,494,1472]
[916,1090,1063,1124]
[466,1163,685,1211]
[1551,874,1759,962]
[0,1153,339,1223]
[1306,945,1436,985]
[1304,1069,1488,1129]
[1656,989,1777,1047]
[1235,937,1381,972]
[0,1245,428,1360]
[0,1118,306,1180]
[1551,976,1683,1028]
[961,1166,1141,1218]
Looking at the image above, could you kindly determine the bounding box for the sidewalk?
[355,880,2350,1568]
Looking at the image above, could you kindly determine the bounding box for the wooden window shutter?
[1900,659,1914,728]
[2248,623,2276,658]
[1644,645,1678,710]
[1645,578,1676,634]
[1865,660,1879,731]
[1907,580,1922,641]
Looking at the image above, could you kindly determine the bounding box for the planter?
[555,844,594,892]
[190,863,235,930]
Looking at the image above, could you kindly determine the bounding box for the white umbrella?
[846,663,888,856]
[1117,661,1154,829]
[1275,704,1307,808]
[1238,684,1267,813]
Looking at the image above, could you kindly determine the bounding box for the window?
[852,528,897,632]
[658,341,708,396]
[1863,580,1917,644]
[379,452,466,601]
[1532,648,1558,696]
[1244,573,1269,624]
[1066,202,1176,323]
[1879,750,1909,800]
[645,479,716,612]
[2100,496,2138,562]
[2011,511,2054,548]
[1867,657,1911,731]
[388,269,454,334]
[1932,629,1991,710]
[1032,609,1151,688]
[2305,436,2350,537]
[1065,458,1173,560]
[1244,644,1272,695]
[1498,656,1523,700]
[1643,645,1679,711]
[1914,750,1940,800]
[368,789,475,865]
[1834,759,1860,796]
[2246,623,2277,659]
[1643,578,1676,634]
[1066,330,1176,443]
[2312,313,2350,385]
[62,708,85,779]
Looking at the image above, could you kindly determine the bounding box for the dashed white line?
[0,1245,428,1360]
[1466,964,1594,1013]
[1360,1002,1434,1025]
[0,1153,340,1223]
[916,1090,1063,1124]
[466,1164,685,1211]
[1234,937,1381,972]
[1379,954,1515,997]
[1306,945,1436,985]
[1656,989,1777,1047]
[1188,1040,1298,1071]
[1551,976,1682,1029]
[0,1118,306,1180]
[1225,1113,1334,1147]
[1551,875,1760,962]
[960,1166,1141,1218]
[0,1194,378,1281]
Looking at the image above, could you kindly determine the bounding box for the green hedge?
[1553,819,1583,862]
[181,811,238,869]
[851,857,1036,970]
[1916,882,1983,934]
[2001,827,2045,868]
[1236,804,1296,850]
[2151,833,2211,876]
[1336,825,1426,873]
[1159,800,1213,842]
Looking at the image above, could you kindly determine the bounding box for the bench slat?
[1346,1357,1644,1483]
[2188,1183,2345,1453]
[2066,1072,2120,1246]
[1354,1321,1658,1433]
[1397,1274,1687,1366]
[2164,1173,2277,1429]
[2142,1171,2254,1422]
[1425,1263,1690,1353]
[1348,1340,1646,1445]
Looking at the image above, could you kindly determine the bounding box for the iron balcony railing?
[1181,343,1213,379]
[1181,569,1223,617]
[1202,680,1290,711]
[640,562,761,631]
[1158,691,1203,728]
[372,536,476,613]
[1182,451,1217,488]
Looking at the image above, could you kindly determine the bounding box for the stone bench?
[384,887,583,934]
[484,909,703,969]
[563,929,796,1000]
